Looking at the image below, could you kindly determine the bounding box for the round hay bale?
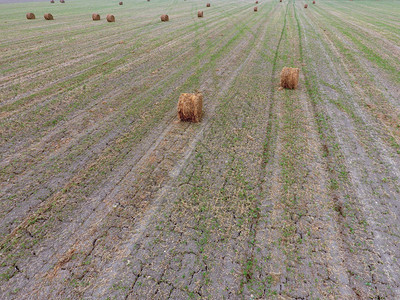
[60,0,65,3]
[280,0,282,2]
[280,67,299,89]
[50,0,54,3]
[177,92,203,123]
[206,3,210,7]
[198,11,203,18]
[312,0,315,3]
[119,1,123,4]
[106,14,115,22]
[304,3,308,8]
[254,6,258,11]
[161,14,169,22]
[255,1,258,3]
[92,13,100,21]
[44,13,53,20]
[26,12,35,19]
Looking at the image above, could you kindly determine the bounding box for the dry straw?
[161,14,169,21]
[44,13,53,20]
[26,13,35,19]
[177,92,203,123]
[106,14,115,22]
[280,67,299,89]
[92,13,100,21]
[198,11,203,17]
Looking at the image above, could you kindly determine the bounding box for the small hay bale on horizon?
[60,0,65,3]
[304,3,308,8]
[206,3,210,7]
[50,0,54,3]
[313,1,315,4]
[119,1,123,5]
[92,13,100,21]
[26,12,35,19]
[280,67,299,89]
[106,14,115,22]
[161,14,169,21]
[198,11,203,17]
[177,92,203,123]
[254,6,258,11]
[256,1,258,3]
[44,13,53,20]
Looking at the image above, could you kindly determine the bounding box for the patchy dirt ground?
[1,0,400,299]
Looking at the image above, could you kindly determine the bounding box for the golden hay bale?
[26,12,35,19]
[198,11,203,17]
[177,92,203,123]
[44,13,53,20]
[304,3,308,8]
[254,6,258,11]
[280,67,299,89]
[206,3,210,7]
[161,14,169,21]
[92,13,100,21]
[106,14,115,22]
[119,1,123,4]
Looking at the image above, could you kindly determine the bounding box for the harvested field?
[1,0,400,299]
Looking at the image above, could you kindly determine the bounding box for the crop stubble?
[1,0,400,299]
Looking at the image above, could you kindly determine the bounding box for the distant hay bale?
[198,11,203,17]
[313,0,315,3]
[50,0,54,3]
[280,0,282,2]
[177,92,203,123]
[92,13,100,21]
[304,3,308,8]
[26,12,35,19]
[161,14,169,21]
[60,0,65,3]
[106,14,115,22]
[119,1,123,4]
[44,13,53,20]
[255,1,258,3]
[280,67,299,89]
[254,6,258,11]
[206,3,210,7]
